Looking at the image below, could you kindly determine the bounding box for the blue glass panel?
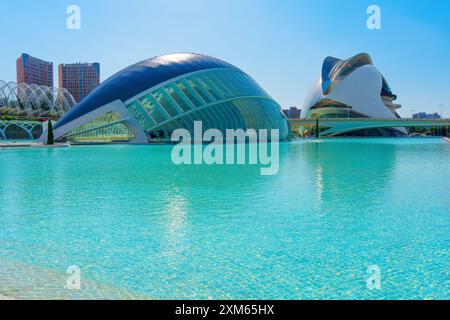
[153,89,178,117]
[176,81,202,107]
[55,53,239,129]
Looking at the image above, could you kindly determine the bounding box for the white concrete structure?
[304,53,405,136]
[0,81,76,119]
[46,99,148,144]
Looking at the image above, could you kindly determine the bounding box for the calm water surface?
[0,138,449,299]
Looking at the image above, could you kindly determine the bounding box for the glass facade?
[121,69,288,141]
[57,53,291,143]
[121,68,290,142]
[65,112,134,143]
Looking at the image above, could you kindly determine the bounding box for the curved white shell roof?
[304,53,401,120]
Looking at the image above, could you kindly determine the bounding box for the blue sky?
[1,0,449,117]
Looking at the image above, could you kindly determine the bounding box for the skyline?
[1,0,450,117]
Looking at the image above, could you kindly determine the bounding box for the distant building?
[16,53,53,87]
[58,62,100,102]
[283,106,301,119]
[413,112,441,119]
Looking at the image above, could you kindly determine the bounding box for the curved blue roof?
[55,53,239,129]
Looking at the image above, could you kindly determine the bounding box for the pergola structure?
[0,80,76,119]
[0,119,43,140]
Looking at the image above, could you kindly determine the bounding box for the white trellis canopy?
[0,80,76,119]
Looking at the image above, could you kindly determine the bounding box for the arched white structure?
[0,119,43,140]
[304,53,405,136]
[0,81,76,119]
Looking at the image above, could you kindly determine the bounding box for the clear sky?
[1,0,449,117]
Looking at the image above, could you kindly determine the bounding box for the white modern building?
[304,53,406,136]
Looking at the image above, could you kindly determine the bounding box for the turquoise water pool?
[0,138,449,299]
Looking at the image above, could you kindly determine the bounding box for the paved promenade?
[0,142,70,149]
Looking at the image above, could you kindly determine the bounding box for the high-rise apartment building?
[16,53,53,87]
[58,63,100,102]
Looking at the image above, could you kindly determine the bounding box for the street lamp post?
[438,104,444,119]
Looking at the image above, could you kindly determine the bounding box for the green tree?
[47,120,54,145]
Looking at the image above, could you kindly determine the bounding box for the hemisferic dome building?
[43,53,291,143]
[304,53,406,137]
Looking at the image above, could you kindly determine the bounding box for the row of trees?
[407,126,449,137]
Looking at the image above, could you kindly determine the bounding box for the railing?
[289,118,450,122]
[289,118,450,127]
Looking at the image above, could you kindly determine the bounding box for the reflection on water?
[301,139,398,216]
[0,139,449,299]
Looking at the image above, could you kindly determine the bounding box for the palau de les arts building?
[304,53,406,136]
[43,53,291,144]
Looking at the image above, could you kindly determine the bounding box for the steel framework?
[0,80,76,119]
